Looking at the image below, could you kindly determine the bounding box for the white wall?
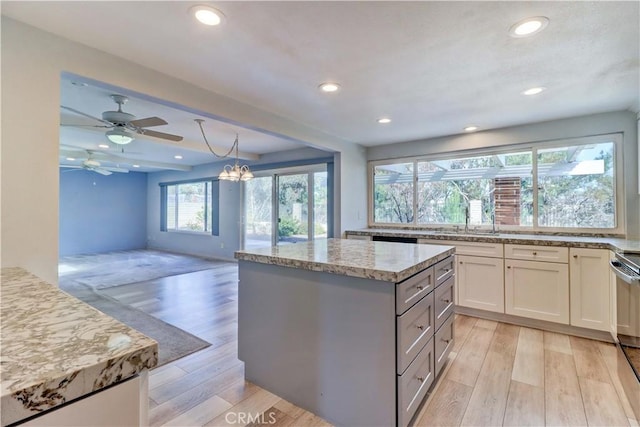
[1,18,367,283]
[368,111,639,238]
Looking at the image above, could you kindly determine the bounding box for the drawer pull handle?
[416,285,424,290]
[459,261,463,264]
[533,252,538,255]
[441,298,451,303]
[573,254,578,259]
[443,268,451,273]
[507,266,511,269]
[417,376,425,383]
[416,325,425,330]
[442,338,451,343]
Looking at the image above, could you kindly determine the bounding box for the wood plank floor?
[87,255,638,427]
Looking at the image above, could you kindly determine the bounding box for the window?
[161,180,218,234]
[416,152,533,227]
[370,134,622,233]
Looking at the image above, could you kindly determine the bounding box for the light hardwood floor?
[97,260,638,427]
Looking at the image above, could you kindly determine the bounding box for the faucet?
[464,205,470,233]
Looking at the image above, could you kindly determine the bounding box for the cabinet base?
[455,306,614,343]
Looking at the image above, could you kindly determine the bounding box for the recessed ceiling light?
[132,164,140,168]
[98,144,109,149]
[522,86,546,96]
[174,155,183,160]
[190,5,225,26]
[509,16,549,38]
[464,126,479,132]
[377,118,392,124]
[66,157,75,161]
[319,82,340,93]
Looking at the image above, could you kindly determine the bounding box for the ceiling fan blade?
[60,124,111,128]
[138,129,184,142]
[60,165,84,169]
[130,116,167,128]
[93,168,113,176]
[61,105,113,126]
[102,166,129,173]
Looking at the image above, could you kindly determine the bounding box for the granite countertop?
[345,228,640,253]
[1,267,158,426]
[235,238,455,282]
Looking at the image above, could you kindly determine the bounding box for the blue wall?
[59,169,148,256]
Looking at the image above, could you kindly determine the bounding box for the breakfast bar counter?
[235,238,455,426]
[1,267,157,426]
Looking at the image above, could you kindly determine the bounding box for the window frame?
[368,133,624,235]
[160,178,220,236]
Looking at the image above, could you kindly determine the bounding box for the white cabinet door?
[458,255,504,313]
[569,248,610,331]
[505,259,569,324]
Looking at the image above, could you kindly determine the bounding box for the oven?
[611,252,640,419]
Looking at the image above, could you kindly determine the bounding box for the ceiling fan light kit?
[61,93,184,146]
[106,128,135,145]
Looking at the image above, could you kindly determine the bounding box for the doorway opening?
[243,164,330,249]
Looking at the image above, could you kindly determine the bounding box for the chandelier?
[195,119,254,182]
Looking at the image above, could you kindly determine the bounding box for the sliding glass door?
[242,166,328,249]
[243,176,273,250]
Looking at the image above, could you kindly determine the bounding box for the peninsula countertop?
[345,228,640,253]
[1,267,158,426]
[235,237,455,283]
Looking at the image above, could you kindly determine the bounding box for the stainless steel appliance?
[611,252,640,419]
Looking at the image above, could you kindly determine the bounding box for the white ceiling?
[3,1,639,172]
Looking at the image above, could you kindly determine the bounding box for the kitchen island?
[235,238,455,427]
[1,267,157,426]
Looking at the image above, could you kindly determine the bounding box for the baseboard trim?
[455,306,615,343]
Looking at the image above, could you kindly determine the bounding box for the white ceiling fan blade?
[60,124,111,128]
[130,116,167,128]
[93,168,112,176]
[101,166,129,173]
[60,165,84,169]
[138,128,183,142]
[61,105,113,126]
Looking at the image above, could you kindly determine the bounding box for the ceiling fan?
[61,94,184,144]
[60,150,129,176]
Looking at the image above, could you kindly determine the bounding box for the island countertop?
[235,237,455,283]
[1,267,158,426]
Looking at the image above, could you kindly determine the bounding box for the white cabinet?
[457,255,504,313]
[505,259,569,324]
[22,373,147,427]
[569,248,610,331]
[418,239,504,310]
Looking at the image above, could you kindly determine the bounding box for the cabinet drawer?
[419,239,503,258]
[435,313,454,377]
[434,256,455,287]
[396,267,434,315]
[397,336,434,427]
[505,244,568,263]
[397,291,434,374]
[434,276,455,331]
